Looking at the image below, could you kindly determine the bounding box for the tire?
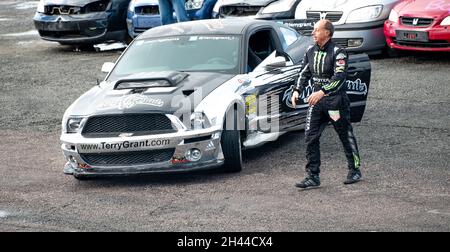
[221,110,243,172]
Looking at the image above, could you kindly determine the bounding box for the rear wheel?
[221,110,243,172]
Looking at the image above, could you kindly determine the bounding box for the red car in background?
[384,0,450,52]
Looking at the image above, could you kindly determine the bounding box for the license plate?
[396,30,428,42]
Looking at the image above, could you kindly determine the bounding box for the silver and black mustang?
[61,18,371,179]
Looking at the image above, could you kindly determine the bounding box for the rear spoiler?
[276,19,317,36]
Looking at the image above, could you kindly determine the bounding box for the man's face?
[312,21,330,45]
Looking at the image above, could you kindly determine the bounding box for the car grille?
[401,17,434,27]
[135,6,160,15]
[43,0,110,15]
[306,11,343,22]
[82,114,176,137]
[219,5,263,17]
[80,149,175,166]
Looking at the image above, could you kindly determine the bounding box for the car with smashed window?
[295,0,402,55]
[126,0,218,38]
[384,0,450,52]
[60,18,371,179]
[212,0,302,19]
[34,0,131,45]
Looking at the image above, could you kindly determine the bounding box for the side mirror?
[265,56,287,69]
[101,62,115,73]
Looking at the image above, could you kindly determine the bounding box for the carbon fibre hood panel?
[66,72,235,116]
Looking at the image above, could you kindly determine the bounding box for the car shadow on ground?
[71,131,304,187]
[370,50,450,63]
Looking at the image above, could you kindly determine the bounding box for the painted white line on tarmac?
[0,211,9,218]
[1,30,39,37]
[0,1,19,6]
[15,1,39,10]
[427,209,450,216]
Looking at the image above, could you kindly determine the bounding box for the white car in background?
[295,0,402,55]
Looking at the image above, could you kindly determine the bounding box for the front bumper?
[33,12,126,44]
[61,124,225,177]
[384,20,450,52]
[332,20,387,55]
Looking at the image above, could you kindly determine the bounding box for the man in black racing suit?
[291,19,362,188]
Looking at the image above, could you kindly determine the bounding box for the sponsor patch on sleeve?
[336,53,347,60]
[336,59,346,67]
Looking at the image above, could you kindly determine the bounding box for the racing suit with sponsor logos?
[295,40,361,175]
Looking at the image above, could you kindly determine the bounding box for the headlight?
[37,0,45,13]
[346,5,383,23]
[388,9,399,23]
[65,118,85,134]
[185,0,204,11]
[262,0,298,15]
[441,16,450,26]
[190,112,210,130]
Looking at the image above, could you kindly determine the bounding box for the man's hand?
[308,90,325,106]
[291,90,299,107]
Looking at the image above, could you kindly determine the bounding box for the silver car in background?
[295,0,402,55]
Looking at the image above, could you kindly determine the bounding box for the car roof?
[138,18,278,39]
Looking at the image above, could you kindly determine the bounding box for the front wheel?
[221,111,243,172]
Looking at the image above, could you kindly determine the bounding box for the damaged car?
[34,0,131,45]
[127,0,218,38]
[212,0,302,19]
[60,19,371,179]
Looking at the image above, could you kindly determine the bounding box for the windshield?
[108,35,241,81]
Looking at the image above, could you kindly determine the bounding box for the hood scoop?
[114,71,189,90]
[182,89,195,96]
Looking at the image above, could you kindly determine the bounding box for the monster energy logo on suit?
[314,51,327,75]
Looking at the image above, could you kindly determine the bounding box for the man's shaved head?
[312,19,334,47]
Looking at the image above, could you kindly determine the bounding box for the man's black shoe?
[295,175,320,189]
[344,170,362,185]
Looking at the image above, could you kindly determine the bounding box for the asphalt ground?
[0,1,449,232]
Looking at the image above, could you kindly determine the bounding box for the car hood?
[66,72,235,116]
[298,0,397,11]
[218,0,278,7]
[394,0,450,18]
